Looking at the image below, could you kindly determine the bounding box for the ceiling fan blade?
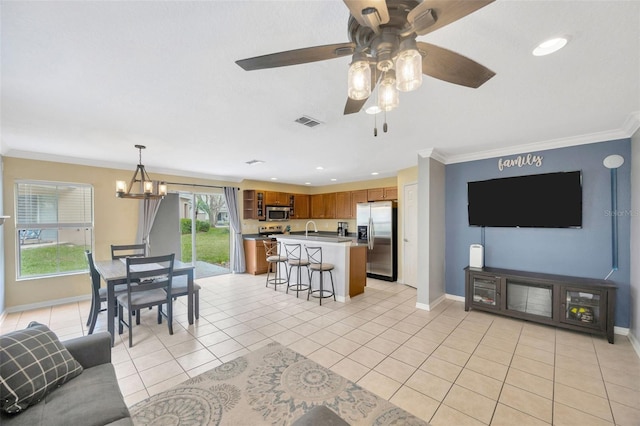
[409,0,494,36]
[344,67,380,115]
[344,97,369,115]
[236,42,355,71]
[343,0,390,29]
[417,42,495,88]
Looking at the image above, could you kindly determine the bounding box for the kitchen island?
[276,234,365,302]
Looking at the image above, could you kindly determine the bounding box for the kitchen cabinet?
[244,238,272,275]
[243,190,265,220]
[265,191,289,206]
[465,266,617,343]
[335,192,351,218]
[290,194,309,219]
[310,193,336,219]
[349,245,367,297]
[350,190,368,217]
[336,190,367,218]
[367,187,397,201]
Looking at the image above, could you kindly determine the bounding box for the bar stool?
[305,246,336,305]
[283,243,310,297]
[264,240,288,290]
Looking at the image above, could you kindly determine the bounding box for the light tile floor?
[2,273,640,425]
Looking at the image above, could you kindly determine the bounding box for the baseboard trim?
[445,294,465,303]
[416,293,447,311]
[628,331,640,359]
[614,326,629,336]
[5,295,91,314]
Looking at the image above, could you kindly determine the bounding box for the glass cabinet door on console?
[560,287,606,331]
[470,274,500,310]
[506,280,553,319]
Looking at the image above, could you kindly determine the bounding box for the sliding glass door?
[179,191,231,278]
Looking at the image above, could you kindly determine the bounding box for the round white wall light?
[603,154,625,169]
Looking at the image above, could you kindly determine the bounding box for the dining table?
[94,258,196,346]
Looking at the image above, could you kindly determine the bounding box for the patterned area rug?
[130,342,429,425]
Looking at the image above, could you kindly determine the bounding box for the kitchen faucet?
[305,220,318,237]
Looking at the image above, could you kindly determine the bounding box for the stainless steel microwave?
[265,205,290,221]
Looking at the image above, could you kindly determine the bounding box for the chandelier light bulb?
[348,59,371,100]
[396,48,422,92]
[378,70,399,111]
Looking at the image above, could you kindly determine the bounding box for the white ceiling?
[2,0,639,186]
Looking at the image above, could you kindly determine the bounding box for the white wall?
[428,158,446,304]
[630,128,639,352]
[416,154,446,310]
[0,156,5,315]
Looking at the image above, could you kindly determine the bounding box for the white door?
[403,183,418,288]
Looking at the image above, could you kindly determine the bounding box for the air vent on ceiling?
[295,115,322,128]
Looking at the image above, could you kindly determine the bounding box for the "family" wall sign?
[498,153,543,171]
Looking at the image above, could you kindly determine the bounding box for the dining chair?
[305,246,336,306]
[85,251,128,334]
[110,243,147,260]
[117,253,175,347]
[169,275,201,320]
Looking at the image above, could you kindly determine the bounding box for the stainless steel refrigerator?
[356,201,397,281]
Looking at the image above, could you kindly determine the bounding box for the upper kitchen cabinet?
[310,193,336,219]
[265,191,289,206]
[350,190,368,217]
[367,187,398,201]
[289,194,309,219]
[335,192,351,218]
[336,190,367,218]
[243,190,265,220]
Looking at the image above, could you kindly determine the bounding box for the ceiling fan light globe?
[378,73,399,111]
[395,48,422,92]
[348,60,371,100]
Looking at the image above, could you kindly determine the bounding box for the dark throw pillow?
[0,322,83,414]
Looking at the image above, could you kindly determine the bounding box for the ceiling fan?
[236,0,496,115]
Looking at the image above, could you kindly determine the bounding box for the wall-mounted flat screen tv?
[468,171,582,228]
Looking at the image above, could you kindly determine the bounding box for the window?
[16,181,93,279]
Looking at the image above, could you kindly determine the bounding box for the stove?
[258,225,284,238]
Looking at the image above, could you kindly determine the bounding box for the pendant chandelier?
[115,145,167,199]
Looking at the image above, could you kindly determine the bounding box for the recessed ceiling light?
[316,166,324,170]
[366,106,382,115]
[270,177,278,180]
[305,182,311,185]
[532,37,568,56]
[371,172,379,176]
[330,178,337,182]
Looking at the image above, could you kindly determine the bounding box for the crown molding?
[436,111,640,165]
[417,148,447,163]
[3,149,243,183]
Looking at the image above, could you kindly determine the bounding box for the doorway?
[403,183,418,288]
[180,191,231,278]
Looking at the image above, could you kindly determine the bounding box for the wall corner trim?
[417,148,447,164]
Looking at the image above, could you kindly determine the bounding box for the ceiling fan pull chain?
[373,112,378,137]
[383,111,388,133]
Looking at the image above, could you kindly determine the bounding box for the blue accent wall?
[445,139,631,328]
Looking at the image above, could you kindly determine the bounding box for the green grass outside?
[20,227,230,277]
[20,244,88,277]
[181,227,230,265]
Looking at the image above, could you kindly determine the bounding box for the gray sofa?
[1,332,132,426]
